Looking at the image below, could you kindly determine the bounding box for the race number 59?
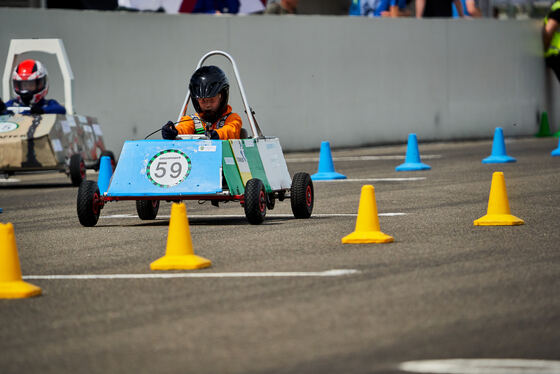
[146,149,191,187]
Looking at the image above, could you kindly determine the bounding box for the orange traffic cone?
[474,172,524,226]
[150,202,211,270]
[0,223,42,298]
[342,185,394,243]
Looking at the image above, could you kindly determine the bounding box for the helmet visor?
[14,77,45,94]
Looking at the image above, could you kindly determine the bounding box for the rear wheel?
[77,180,102,227]
[70,153,86,186]
[244,178,266,224]
[136,199,160,220]
[291,172,313,219]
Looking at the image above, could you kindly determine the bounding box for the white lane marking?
[101,213,408,219]
[313,177,426,182]
[286,155,441,163]
[0,178,21,183]
[23,269,360,280]
[399,359,560,374]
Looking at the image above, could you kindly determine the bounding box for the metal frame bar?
[177,50,262,138]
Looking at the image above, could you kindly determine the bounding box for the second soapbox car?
[1,39,114,186]
[77,51,313,226]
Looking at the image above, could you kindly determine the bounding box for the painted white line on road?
[101,212,408,219]
[0,178,21,183]
[23,269,360,280]
[313,177,426,182]
[399,359,560,374]
[286,155,441,163]
[311,213,406,217]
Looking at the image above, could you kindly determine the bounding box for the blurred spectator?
[349,0,410,17]
[543,0,560,82]
[416,0,464,17]
[117,0,239,13]
[349,0,376,16]
[378,0,410,17]
[47,0,117,10]
[264,0,298,14]
[117,0,193,12]
[190,0,239,13]
[238,0,265,13]
[452,0,482,17]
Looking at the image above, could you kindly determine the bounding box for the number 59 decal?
[146,149,192,187]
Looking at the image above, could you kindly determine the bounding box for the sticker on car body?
[146,149,192,188]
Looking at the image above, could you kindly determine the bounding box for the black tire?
[136,200,160,220]
[99,150,117,171]
[77,180,101,227]
[244,178,266,224]
[291,172,314,219]
[70,153,86,187]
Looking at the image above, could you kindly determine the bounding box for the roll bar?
[177,50,263,138]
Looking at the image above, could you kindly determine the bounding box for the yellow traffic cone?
[150,202,211,270]
[0,223,42,298]
[474,172,524,226]
[342,185,394,243]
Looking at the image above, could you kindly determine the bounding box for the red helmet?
[12,59,49,106]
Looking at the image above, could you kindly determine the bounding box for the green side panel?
[241,139,272,193]
[222,140,245,195]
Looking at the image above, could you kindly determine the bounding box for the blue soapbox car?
[77,51,313,226]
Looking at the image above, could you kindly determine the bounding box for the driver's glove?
[162,121,178,139]
[30,103,44,115]
[0,99,6,114]
[209,130,220,140]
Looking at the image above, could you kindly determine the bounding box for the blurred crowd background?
[0,0,553,19]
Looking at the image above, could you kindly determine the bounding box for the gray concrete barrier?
[1,9,557,156]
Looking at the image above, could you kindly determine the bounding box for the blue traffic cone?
[482,127,516,163]
[311,141,347,180]
[97,156,113,194]
[395,134,431,171]
[552,138,560,156]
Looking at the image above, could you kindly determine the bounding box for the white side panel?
[256,138,292,190]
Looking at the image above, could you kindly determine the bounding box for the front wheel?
[77,180,102,227]
[291,172,313,219]
[244,178,266,224]
[70,153,86,187]
[136,200,160,220]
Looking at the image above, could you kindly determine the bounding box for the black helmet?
[189,65,229,123]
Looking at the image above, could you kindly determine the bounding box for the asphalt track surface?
[1,137,559,374]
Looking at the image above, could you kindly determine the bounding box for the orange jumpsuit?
[176,105,242,140]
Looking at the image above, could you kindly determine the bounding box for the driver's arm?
[175,115,195,135]
[43,99,66,114]
[216,113,242,140]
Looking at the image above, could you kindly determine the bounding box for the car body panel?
[0,113,106,172]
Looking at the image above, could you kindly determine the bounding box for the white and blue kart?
[77,51,313,226]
